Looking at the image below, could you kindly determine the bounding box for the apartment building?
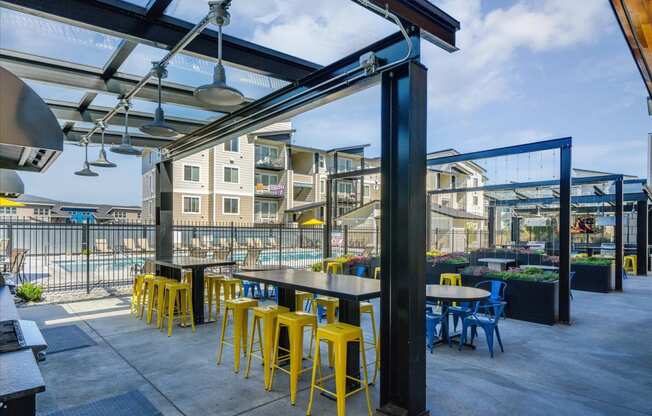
[4,194,141,223]
[141,122,368,225]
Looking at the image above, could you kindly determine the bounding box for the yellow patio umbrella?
[301,218,324,226]
[0,197,24,207]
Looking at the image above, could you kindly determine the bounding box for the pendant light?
[74,138,99,177]
[90,121,117,168]
[140,62,179,137]
[110,98,143,156]
[194,1,244,107]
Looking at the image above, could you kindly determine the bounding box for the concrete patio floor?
[19,277,652,416]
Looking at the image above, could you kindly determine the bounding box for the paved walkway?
[19,277,652,415]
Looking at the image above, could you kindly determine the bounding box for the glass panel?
[24,80,86,103]
[118,44,288,99]
[0,8,121,68]
[122,0,150,6]
[91,93,222,122]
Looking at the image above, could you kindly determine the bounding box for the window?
[224,166,239,183]
[320,179,326,194]
[364,185,370,195]
[255,145,279,162]
[473,178,479,187]
[319,155,325,169]
[451,176,456,189]
[223,197,239,214]
[183,196,200,214]
[34,208,50,216]
[337,158,353,172]
[225,138,239,152]
[473,196,479,206]
[113,211,126,218]
[0,207,16,215]
[255,172,278,186]
[319,207,325,218]
[255,200,278,222]
[338,181,353,194]
[184,165,200,182]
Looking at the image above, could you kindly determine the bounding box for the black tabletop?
[149,257,236,269]
[241,266,284,272]
[426,284,490,303]
[234,269,380,301]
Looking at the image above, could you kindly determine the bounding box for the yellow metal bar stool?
[295,290,313,312]
[312,296,339,367]
[269,311,317,405]
[440,272,462,286]
[217,297,258,373]
[222,278,242,302]
[130,274,149,318]
[326,261,344,275]
[138,274,156,319]
[306,322,373,416]
[359,301,378,385]
[245,305,290,389]
[205,274,225,321]
[161,281,195,337]
[146,276,175,326]
[373,267,381,280]
[624,255,637,275]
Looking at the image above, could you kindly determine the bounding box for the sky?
[1,0,650,205]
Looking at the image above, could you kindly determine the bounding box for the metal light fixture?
[90,121,117,168]
[74,138,99,177]
[194,1,245,107]
[110,98,143,156]
[140,62,179,137]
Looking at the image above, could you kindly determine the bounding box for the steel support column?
[510,216,521,244]
[156,160,173,261]
[615,178,624,291]
[558,142,572,323]
[488,205,496,247]
[324,178,333,259]
[378,60,428,416]
[637,199,648,275]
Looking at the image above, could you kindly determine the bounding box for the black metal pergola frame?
[150,2,461,415]
[425,138,574,322]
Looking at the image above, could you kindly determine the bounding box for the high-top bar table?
[234,269,380,390]
[148,257,236,325]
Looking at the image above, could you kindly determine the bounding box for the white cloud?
[425,0,613,112]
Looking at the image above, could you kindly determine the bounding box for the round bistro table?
[426,284,491,349]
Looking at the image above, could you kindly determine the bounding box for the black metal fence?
[0,219,379,292]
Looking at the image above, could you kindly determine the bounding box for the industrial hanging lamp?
[74,138,99,177]
[194,0,245,107]
[90,121,117,168]
[110,98,143,156]
[140,62,179,137]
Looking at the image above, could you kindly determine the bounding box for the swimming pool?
[51,249,325,273]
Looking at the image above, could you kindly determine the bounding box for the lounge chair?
[94,239,112,254]
[137,238,154,253]
[123,238,138,253]
[361,246,374,257]
[267,237,279,249]
[253,238,266,249]
[245,238,257,249]
[9,249,28,283]
[241,248,262,268]
[213,247,232,262]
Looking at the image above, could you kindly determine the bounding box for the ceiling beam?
[101,39,138,80]
[0,48,236,113]
[145,0,173,19]
[78,92,97,113]
[46,99,204,134]
[0,0,321,81]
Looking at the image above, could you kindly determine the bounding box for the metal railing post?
[278,223,283,269]
[344,225,349,254]
[82,222,90,294]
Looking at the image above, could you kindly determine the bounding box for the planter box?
[425,261,469,284]
[461,273,559,325]
[571,263,615,293]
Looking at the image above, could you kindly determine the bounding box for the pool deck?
[17,276,652,416]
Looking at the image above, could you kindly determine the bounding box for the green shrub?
[572,257,613,266]
[16,283,43,302]
[311,262,323,272]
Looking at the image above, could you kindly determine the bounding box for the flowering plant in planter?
[462,266,558,282]
[428,252,468,266]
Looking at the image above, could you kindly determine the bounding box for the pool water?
[52,249,324,273]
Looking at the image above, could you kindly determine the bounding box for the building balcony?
[336,193,359,203]
[255,157,284,171]
[255,183,285,198]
